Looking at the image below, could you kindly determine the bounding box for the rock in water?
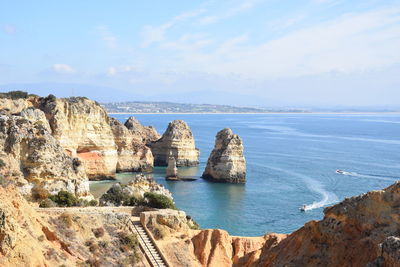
[166,157,178,179]
[202,128,246,183]
[149,120,199,166]
[124,116,161,144]
[109,118,154,172]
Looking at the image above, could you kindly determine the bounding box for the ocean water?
[90,113,400,236]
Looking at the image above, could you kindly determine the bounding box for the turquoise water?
[91,114,400,236]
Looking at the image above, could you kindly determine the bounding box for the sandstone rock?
[0,115,90,197]
[37,96,118,179]
[0,186,147,267]
[250,181,400,267]
[109,118,153,172]
[149,120,199,166]
[100,175,173,206]
[202,128,246,183]
[124,116,161,144]
[19,107,51,132]
[0,98,33,114]
[141,209,197,240]
[166,157,178,179]
[124,174,173,199]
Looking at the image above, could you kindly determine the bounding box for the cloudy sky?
[1,0,400,107]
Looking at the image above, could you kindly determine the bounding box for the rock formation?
[37,96,118,179]
[100,175,173,206]
[0,185,147,267]
[166,157,178,180]
[124,116,161,144]
[109,118,153,172]
[202,128,246,183]
[146,181,400,267]
[249,180,400,266]
[0,97,34,114]
[149,120,199,166]
[0,113,90,198]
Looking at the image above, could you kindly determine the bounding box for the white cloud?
[52,64,76,74]
[106,65,140,76]
[96,26,117,48]
[141,9,205,47]
[158,6,400,80]
[197,0,257,25]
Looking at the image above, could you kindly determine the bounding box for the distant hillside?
[101,101,305,114]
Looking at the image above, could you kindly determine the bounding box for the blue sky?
[1,0,400,106]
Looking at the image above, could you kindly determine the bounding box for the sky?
[1,0,400,107]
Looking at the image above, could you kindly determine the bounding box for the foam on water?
[264,166,339,211]
[338,171,398,181]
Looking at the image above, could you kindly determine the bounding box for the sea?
[90,113,400,236]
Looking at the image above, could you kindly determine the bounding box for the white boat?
[299,204,306,212]
[336,169,345,174]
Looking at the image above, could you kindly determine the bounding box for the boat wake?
[336,170,397,181]
[301,176,339,211]
[264,165,339,212]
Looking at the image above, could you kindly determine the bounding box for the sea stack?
[202,128,246,183]
[149,120,199,166]
[166,157,178,180]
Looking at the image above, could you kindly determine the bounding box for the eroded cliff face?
[149,120,199,166]
[0,113,90,197]
[110,118,153,173]
[140,209,285,267]
[202,128,246,183]
[0,186,147,267]
[124,116,161,145]
[37,96,118,179]
[249,181,400,267]
[0,97,34,114]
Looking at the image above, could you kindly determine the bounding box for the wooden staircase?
[129,219,169,267]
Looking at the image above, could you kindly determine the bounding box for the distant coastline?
[108,111,400,115]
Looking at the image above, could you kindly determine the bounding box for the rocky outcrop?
[191,230,284,267]
[0,114,90,197]
[124,116,160,144]
[100,175,173,206]
[0,97,33,114]
[109,118,153,172]
[202,128,246,183]
[37,96,118,179]
[149,120,199,166]
[247,181,400,267]
[0,185,147,267]
[166,157,178,179]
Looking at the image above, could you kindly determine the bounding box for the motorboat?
[336,169,345,174]
[299,204,307,212]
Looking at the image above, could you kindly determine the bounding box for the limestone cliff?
[149,120,199,166]
[124,116,161,144]
[202,128,246,183]
[0,97,34,114]
[109,118,153,172]
[0,114,90,197]
[37,96,118,179]
[146,181,400,267]
[0,186,148,267]
[250,181,400,267]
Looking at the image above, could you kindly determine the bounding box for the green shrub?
[144,192,176,209]
[39,199,56,208]
[0,90,29,99]
[0,158,6,168]
[49,190,78,207]
[88,199,98,206]
[31,185,50,201]
[99,184,128,206]
[119,233,139,251]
